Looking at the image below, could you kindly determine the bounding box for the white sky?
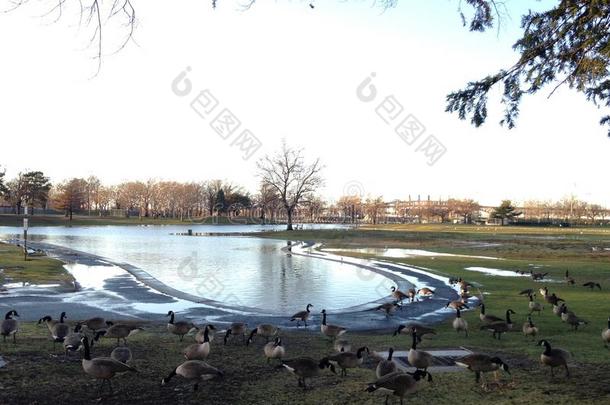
[0,0,608,206]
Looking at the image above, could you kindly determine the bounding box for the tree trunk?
[286,207,293,231]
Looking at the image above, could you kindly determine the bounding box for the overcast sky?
[1,0,608,206]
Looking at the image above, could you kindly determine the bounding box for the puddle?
[323,247,502,261]
[464,267,530,277]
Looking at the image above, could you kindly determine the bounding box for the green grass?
[0,243,73,286]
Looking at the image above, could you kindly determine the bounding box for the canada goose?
[552,304,563,317]
[527,294,543,314]
[83,317,106,332]
[81,336,137,396]
[416,287,435,297]
[280,357,335,389]
[375,302,401,317]
[560,305,588,330]
[247,324,279,345]
[365,370,432,405]
[446,300,469,310]
[391,286,409,304]
[166,311,196,342]
[582,282,602,290]
[111,346,133,364]
[478,304,503,323]
[545,293,564,305]
[564,270,575,285]
[1,310,19,343]
[455,354,510,385]
[538,339,570,377]
[406,288,417,302]
[184,325,211,360]
[522,315,539,339]
[224,322,248,345]
[320,309,347,340]
[325,346,369,376]
[195,324,216,344]
[393,324,436,342]
[452,308,468,337]
[63,323,85,356]
[480,309,515,339]
[95,322,143,346]
[376,347,397,378]
[334,339,351,353]
[407,328,433,371]
[161,360,223,392]
[264,337,285,364]
[602,317,610,348]
[290,304,313,327]
[39,313,70,348]
[539,286,549,297]
[518,288,534,296]
[531,271,548,280]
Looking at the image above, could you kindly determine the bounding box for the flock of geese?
[1,275,609,403]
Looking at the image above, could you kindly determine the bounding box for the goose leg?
[13,334,17,344]
[564,365,570,378]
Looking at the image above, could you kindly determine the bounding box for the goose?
[455,354,510,385]
[446,300,469,310]
[1,310,19,343]
[320,309,347,340]
[81,336,137,395]
[564,270,575,285]
[290,304,313,327]
[416,287,435,297]
[478,304,502,323]
[280,357,335,389]
[545,293,564,305]
[325,346,369,376]
[264,337,285,364]
[406,288,417,302]
[391,286,409,304]
[582,282,602,290]
[518,288,534,296]
[184,325,211,360]
[452,308,468,337]
[224,322,248,345]
[83,317,106,332]
[195,324,216,344]
[161,360,223,392]
[365,370,432,405]
[539,286,549,297]
[39,313,70,348]
[527,294,543,314]
[480,309,515,339]
[376,347,398,378]
[538,339,570,377]
[407,328,433,371]
[531,271,548,280]
[333,339,351,353]
[602,317,610,348]
[166,311,196,341]
[552,303,563,317]
[95,322,143,345]
[393,324,436,342]
[111,346,132,364]
[375,302,401,317]
[63,323,85,356]
[560,305,588,330]
[522,315,538,339]
[247,324,279,345]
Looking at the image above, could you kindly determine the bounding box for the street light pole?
[23,207,29,261]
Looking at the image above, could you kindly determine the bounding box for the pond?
[0,224,392,314]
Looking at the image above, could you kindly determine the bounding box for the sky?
[0,0,608,206]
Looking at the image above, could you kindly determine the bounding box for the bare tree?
[257,142,323,231]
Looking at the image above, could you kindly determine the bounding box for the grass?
[0,243,73,286]
[1,224,609,403]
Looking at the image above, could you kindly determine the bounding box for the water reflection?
[0,225,388,313]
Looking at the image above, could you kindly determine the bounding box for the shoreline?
[0,238,460,330]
